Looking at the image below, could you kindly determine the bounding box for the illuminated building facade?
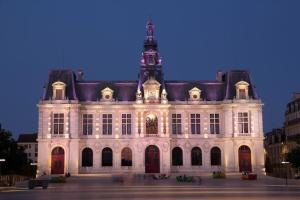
[37,21,264,175]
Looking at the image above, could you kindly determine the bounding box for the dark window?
[172,147,183,166]
[211,147,221,166]
[55,89,63,100]
[82,148,93,167]
[239,89,246,99]
[172,114,182,135]
[191,147,202,166]
[83,114,93,135]
[191,114,201,134]
[122,114,132,135]
[102,114,112,135]
[210,114,220,134]
[102,147,113,166]
[121,147,132,166]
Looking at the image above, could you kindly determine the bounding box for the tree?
[286,135,300,169]
[0,125,35,176]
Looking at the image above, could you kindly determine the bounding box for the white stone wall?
[37,100,264,176]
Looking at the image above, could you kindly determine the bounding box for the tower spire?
[146,19,155,41]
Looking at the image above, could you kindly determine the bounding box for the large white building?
[37,21,264,176]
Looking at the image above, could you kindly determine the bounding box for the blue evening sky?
[0,0,300,137]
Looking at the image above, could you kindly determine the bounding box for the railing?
[0,175,31,186]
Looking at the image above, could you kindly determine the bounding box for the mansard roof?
[41,69,259,102]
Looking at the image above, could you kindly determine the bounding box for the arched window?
[82,147,93,167]
[191,147,202,166]
[102,147,113,166]
[211,147,221,166]
[172,147,183,166]
[121,147,132,166]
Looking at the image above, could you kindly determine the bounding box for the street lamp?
[281,161,290,185]
[0,158,6,176]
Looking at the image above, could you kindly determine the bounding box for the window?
[121,147,132,166]
[191,114,201,134]
[172,114,182,135]
[238,112,249,134]
[102,114,112,135]
[239,89,246,99]
[82,148,93,167]
[29,144,32,148]
[172,147,183,166]
[24,144,28,149]
[102,147,113,166]
[211,147,221,166]
[146,114,158,134]
[35,153,38,157]
[55,89,63,100]
[210,114,220,134]
[191,147,202,166]
[122,114,131,135]
[53,113,64,135]
[83,114,93,135]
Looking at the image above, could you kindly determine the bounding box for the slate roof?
[41,69,259,102]
[17,133,37,143]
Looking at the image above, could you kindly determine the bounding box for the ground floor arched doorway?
[51,147,65,174]
[238,145,252,172]
[145,145,160,173]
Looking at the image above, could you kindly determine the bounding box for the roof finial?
[146,18,154,41]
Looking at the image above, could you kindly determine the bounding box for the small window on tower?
[52,81,66,100]
[148,55,155,65]
[239,89,246,99]
[55,89,63,100]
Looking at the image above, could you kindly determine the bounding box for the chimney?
[77,69,84,81]
[216,70,223,82]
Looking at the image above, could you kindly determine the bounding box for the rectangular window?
[83,114,93,135]
[239,89,246,99]
[210,113,220,134]
[122,114,131,135]
[53,113,64,135]
[172,114,182,135]
[238,112,249,134]
[191,114,201,134]
[102,114,112,135]
[55,89,63,100]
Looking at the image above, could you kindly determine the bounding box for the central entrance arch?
[238,145,252,172]
[145,145,160,173]
[51,147,65,174]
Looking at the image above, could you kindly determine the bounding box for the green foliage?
[0,125,35,176]
[50,176,66,183]
[287,147,300,168]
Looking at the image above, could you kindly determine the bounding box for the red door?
[145,145,160,173]
[51,147,65,174]
[239,145,252,172]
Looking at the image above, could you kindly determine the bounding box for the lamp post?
[281,161,290,186]
[0,159,6,176]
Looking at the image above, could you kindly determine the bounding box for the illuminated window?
[83,114,93,135]
[52,81,66,100]
[191,114,201,134]
[146,114,158,134]
[210,114,220,134]
[235,81,249,99]
[102,114,112,135]
[172,114,182,135]
[53,113,64,135]
[238,112,249,134]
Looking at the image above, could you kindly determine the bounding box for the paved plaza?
[1,175,300,200]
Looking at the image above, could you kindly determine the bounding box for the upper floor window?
[146,113,158,135]
[238,112,249,134]
[102,114,112,135]
[172,114,182,135]
[83,114,93,135]
[122,114,132,135]
[189,87,201,101]
[53,113,64,135]
[191,114,201,134]
[101,87,114,101]
[235,81,249,99]
[52,81,66,100]
[210,113,220,134]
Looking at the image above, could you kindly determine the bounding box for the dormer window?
[235,81,249,99]
[52,81,66,100]
[101,87,114,101]
[189,87,201,101]
[142,77,161,103]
